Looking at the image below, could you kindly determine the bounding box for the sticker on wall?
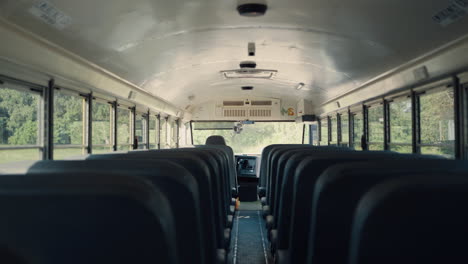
[281,107,287,116]
[281,107,296,116]
[432,0,468,27]
[29,0,72,30]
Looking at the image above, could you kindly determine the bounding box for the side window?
[389,96,412,153]
[352,112,363,150]
[135,113,146,150]
[117,107,131,150]
[311,123,319,146]
[186,122,192,145]
[419,87,455,158]
[0,84,41,163]
[320,118,328,146]
[53,91,86,159]
[160,118,167,149]
[303,124,310,144]
[92,99,112,154]
[149,115,158,149]
[330,115,338,145]
[168,120,176,148]
[341,112,349,147]
[367,104,384,150]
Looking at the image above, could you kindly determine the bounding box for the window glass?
[389,97,412,153]
[135,114,146,150]
[168,120,176,148]
[149,115,158,149]
[53,91,85,159]
[0,86,41,163]
[92,100,112,153]
[311,124,319,146]
[160,118,167,149]
[353,112,363,150]
[186,122,192,145]
[330,116,337,144]
[320,119,328,145]
[341,113,349,146]
[117,107,131,150]
[193,121,304,154]
[166,119,173,148]
[179,122,187,146]
[368,104,384,150]
[304,125,310,144]
[420,88,455,158]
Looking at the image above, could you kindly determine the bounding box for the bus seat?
[307,159,468,264]
[196,145,238,200]
[265,146,353,224]
[275,151,442,264]
[206,135,227,146]
[28,160,205,264]
[0,172,178,264]
[261,145,316,218]
[349,175,468,264]
[87,151,226,262]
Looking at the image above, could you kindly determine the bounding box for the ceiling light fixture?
[296,82,305,90]
[240,61,257,68]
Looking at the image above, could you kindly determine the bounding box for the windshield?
[192,121,305,154]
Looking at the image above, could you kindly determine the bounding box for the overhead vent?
[215,98,280,120]
[220,69,277,79]
[249,109,272,117]
[242,86,254,91]
[251,100,272,106]
[224,109,247,118]
[223,100,244,106]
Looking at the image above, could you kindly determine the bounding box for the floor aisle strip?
[257,211,269,264]
[233,211,240,264]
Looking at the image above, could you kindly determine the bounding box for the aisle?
[230,210,272,264]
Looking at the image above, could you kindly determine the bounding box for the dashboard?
[235,155,260,178]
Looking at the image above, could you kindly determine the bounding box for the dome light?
[237,3,268,17]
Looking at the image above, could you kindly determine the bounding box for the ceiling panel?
[0,0,467,109]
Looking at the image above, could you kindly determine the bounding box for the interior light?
[296,83,305,90]
[237,3,268,17]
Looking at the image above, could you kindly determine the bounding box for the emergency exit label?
[433,0,468,26]
[29,0,72,30]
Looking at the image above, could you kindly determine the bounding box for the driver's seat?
[205,135,227,146]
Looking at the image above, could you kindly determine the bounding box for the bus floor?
[229,201,273,264]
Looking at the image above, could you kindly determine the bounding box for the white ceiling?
[1,0,467,110]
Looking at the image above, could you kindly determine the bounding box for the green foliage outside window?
[92,101,112,146]
[341,113,349,146]
[193,122,304,154]
[353,113,363,150]
[54,92,83,145]
[368,105,384,150]
[330,116,337,143]
[321,119,328,145]
[389,98,412,153]
[117,108,131,148]
[0,87,39,146]
[420,88,455,158]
